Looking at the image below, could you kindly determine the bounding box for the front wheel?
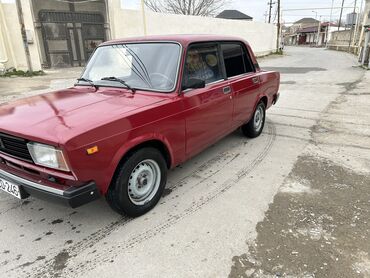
[106,147,167,217]
[241,101,266,138]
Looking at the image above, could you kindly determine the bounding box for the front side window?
[82,42,181,92]
[183,43,223,87]
[221,43,254,78]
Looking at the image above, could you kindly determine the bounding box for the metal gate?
[39,10,105,67]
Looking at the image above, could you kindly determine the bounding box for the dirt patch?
[229,155,370,278]
[52,251,70,274]
[51,219,63,225]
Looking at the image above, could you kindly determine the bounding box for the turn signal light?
[86,146,99,155]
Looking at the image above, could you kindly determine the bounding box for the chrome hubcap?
[254,106,264,131]
[128,159,161,205]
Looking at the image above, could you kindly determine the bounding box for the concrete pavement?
[0,47,369,278]
[230,48,370,277]
[0,67,81,103]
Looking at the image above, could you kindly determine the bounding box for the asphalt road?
[1,47,369,278]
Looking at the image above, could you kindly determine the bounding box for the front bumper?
[0,169,100,208]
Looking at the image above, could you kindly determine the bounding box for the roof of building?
[321,22,338,27]
[101,34,250,47]
[298,26,319,33]
[294,17,320,24]
[216,10,253,20]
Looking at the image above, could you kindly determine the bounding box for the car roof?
[100,34,249,47]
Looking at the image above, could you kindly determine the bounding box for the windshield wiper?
[76,78,98,90]
[101,76,136,93]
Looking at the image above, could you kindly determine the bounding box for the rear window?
[221,43,254,78]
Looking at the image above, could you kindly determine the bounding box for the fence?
[327,29,358,53]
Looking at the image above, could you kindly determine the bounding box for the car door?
[181,42,233,158]
[220,42,260,125]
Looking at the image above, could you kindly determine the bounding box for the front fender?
[103,133,175,193]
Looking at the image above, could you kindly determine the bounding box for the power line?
[283,6,355,11]
[283,15,339,18]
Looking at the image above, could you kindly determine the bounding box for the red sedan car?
[0,35,280,216]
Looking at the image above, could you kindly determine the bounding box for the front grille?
[0,133,33,162]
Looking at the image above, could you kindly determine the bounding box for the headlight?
[27,142,70,171]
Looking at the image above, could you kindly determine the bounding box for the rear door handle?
[252,77,260,84]
[223,86,231,94]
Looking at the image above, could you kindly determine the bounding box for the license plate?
[0,177,22,199]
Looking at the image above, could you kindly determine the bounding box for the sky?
[123,0,365,24]
[0,0,363,23]
[231,0,363,24]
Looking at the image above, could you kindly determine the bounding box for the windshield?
[81,42,181,92]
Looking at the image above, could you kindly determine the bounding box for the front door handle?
[223,86,231,94]
[252,77,260,84]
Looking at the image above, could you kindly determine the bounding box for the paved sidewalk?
[0,67,82,103]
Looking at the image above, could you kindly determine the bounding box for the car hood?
[0,86,167,145]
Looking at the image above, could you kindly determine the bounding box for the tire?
[241,101,266,138]
[106,147,167,217]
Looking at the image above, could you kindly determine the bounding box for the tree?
[144,0,229,17]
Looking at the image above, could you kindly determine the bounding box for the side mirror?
[182,78,205,91]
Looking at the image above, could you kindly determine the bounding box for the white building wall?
[0,0,42,71]
[22,0,42,71]
[0,1,26,70]
[0,0,277,71]
[107,0,277,57]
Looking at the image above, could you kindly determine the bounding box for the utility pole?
[338,0,345,31]
[326,0,335,48]
[276,0,281,52]
[317,16,322,46]
[268,0,274,23]
[352,0,363,52]
[358,0,368,58]
[348,0,358,52]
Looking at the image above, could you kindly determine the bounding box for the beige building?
[0,0,109,71]
[285,17,319,45]
[0,0,278,72]
[359,0,370,65]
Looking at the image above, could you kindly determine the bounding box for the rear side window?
[221,43,254,78]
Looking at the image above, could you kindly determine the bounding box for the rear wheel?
[106,147,167,217]
[241,101,266,138]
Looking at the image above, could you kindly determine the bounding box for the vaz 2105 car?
[0,35,280,216]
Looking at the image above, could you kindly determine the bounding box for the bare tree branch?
[144,0,230,16]
[144,0,163,12]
